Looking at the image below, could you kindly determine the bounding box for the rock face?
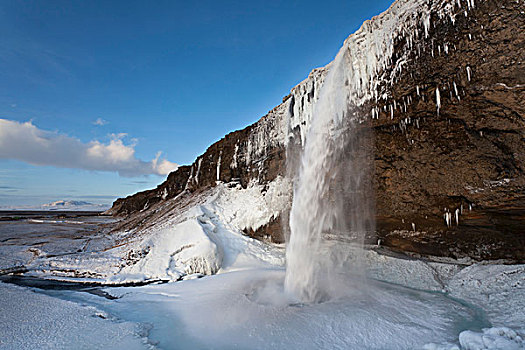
[109,0,524,262]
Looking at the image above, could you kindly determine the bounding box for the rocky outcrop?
[110,0,524,261]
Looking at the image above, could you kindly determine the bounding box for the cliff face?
[109,0,524,261]
[372,0,524,260]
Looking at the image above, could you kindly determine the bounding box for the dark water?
[0,274,119,299]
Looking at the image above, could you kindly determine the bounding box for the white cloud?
[93,118,108,126]
[0,119,178,177]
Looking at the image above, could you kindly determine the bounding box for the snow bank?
[108,180,287,283]
[459,327,524,350]
[364,249,444,290]
[425,327,525,350]
[447,264,525,331]
[110,219,222,282]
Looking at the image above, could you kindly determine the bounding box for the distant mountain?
[41,200,109,211]
[1,200,110,211]
[43,200,92,208]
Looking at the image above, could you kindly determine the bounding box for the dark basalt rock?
[109,0,524,261]
[371,0,524,261]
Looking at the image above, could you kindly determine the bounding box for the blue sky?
[0,0,392,207]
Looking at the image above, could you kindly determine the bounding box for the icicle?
[466,66,472,81]
[216,153,222,181]
[455,209,460,226]
[412,223,416,231]
[436,87,441,115]
[231,143,239,168]
[453,81,459,100]
[444,211,452,227]
[195,157,203,184]
[423,13,431,38]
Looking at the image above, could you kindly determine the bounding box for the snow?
[104,179,289,283]
[459,328,524,350]
[88,269,491,350]
[426,328,525,350]
[109,219,223,282]
[1,211,524,349]
[0,282,146,350]
[213,176,291,233]
[446,264,525,332]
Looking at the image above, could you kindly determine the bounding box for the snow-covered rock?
[111,219,222,282]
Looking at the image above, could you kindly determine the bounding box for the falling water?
[284,41,375,303]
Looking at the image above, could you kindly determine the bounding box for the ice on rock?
[212,176,291,234]
[195,157,202,184]
[230,143,239,168]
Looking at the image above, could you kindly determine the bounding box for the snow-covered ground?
[0,282,147,350]
[0,180,523,349]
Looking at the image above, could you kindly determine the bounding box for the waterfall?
[282,0,465,303]
[284,41,375,303]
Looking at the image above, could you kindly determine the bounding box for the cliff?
[108,0,524,262]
